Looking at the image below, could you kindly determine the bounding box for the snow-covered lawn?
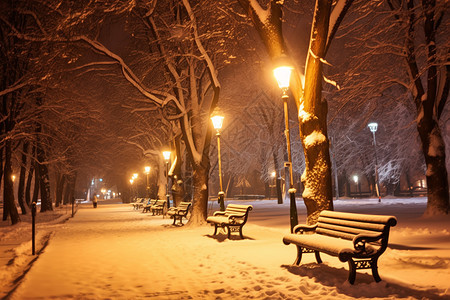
[1,197,449,299]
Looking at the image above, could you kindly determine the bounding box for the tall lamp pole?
[274,64,298,232]
[163,151,171,208]
[144,166,151,198]
[368,122,381,202]
[211,115,225,211]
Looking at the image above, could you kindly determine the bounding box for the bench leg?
[239,226,244,239]
[315,251,322,264]
[172,216,176,225]
[371,257,381,282]
[213,224,218,235]
[294,246,303,265]
[227,226,231,239]
[347,259,357,285]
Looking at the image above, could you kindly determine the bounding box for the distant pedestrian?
[93,195,98,208]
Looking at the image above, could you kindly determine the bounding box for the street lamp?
[144,166,151,197]
[211,114,225,211]
[273,62,298,232]
[368,122,381,202]
[163,150,171,208]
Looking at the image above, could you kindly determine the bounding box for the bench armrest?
[213,211,227,216]
[293,224,318,234]
[352,232,383,251]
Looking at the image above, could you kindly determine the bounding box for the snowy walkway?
[6,199,450,299]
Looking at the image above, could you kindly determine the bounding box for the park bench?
[150,199,167,216]
[206,204,253,239]
[142,199,157,213]
[282,210,397,284]
[166,202,192,225]
[131,198,145,210]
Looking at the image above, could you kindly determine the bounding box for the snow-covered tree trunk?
[300,0,334,224]
[238,0,344,224]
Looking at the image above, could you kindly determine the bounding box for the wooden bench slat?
[318,216,387,232]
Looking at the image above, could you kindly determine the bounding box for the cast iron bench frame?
[166,202,192,225]
[282,210,397,284]
[206,204,253,239]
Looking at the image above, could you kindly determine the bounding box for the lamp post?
[368,122,381,202]
[211,115,225,211]
[163,151,171,208]
[273,63,298,232]
[145,166,151,197]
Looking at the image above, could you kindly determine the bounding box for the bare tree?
[329,0,449,214]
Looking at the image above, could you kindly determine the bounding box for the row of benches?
[130,198,191,225]
[130,199,397,285]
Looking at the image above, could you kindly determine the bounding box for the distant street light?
[274,60,298,233]
[368,122,381,202]
[211,114,225,211]
[353,175,360,198]
[163,151,171,208]
[145,166,151,197]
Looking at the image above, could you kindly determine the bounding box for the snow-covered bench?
[150,199,167,216]
[282,210,397,284]
[131,198,145,210]
[166,201,191,225]
[142,199,157,213]
[206,204,253,239]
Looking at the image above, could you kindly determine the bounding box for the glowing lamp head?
[129,179,134,184]
[353,175,358,183]
[132,173,138,179]
[271,171,276,177]
[211,115,224,130]
[368,122,378,133]
[273,66,293,89]
[163,151,171,161]
[144,166,151,174]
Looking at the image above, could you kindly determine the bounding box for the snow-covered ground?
[0,197,449,299]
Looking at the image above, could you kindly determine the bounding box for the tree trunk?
[172,136,185,207]
[32,161,40,205]
[3,140,20,224]
[300,0,334,224]
[55,173,65,207]
[418,118,449,215]
[35,122,52,212]
[25,146,35,207]
[188,161,210,225]
[17,141,29,214]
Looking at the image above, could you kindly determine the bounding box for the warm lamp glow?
[129,179,134,184]
[144,166,151,174]
[211,115,224,130]
[12,175,16,182]
[273,66,293,89]
[132,173,138,179]
[163,151,171,161]
[368,122,378,133]
[271,171,276,177]
[353,175,358,183]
